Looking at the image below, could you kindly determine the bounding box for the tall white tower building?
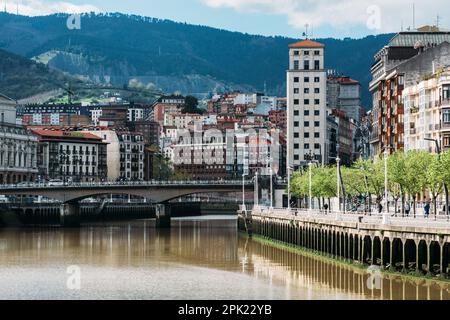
[287,40,327,170]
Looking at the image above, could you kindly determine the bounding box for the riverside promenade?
[238,207,450,278]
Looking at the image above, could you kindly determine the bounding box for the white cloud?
[4,0,100,16]
[202,0,448,33]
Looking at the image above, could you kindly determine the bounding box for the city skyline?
[1,0,449,39]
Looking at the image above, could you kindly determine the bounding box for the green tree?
[403,151,429,216]
[388,152,407,216]
[425,153,444,217]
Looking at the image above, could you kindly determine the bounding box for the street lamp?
[287,165,293,211]
[382,146,393,225]
[336,156,341,219]
[308,161,313,212]
[425,137,447,218]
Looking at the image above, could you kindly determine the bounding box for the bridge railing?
[0,179,253,190]
[252,206,450,228]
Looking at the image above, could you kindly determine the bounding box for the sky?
[2,0,449,39]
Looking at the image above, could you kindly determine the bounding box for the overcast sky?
[3,0,448,38]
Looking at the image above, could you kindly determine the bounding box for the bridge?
[1,180,253,227]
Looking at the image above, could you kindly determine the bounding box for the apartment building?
[287,39,327,169]
[403,68,450,153]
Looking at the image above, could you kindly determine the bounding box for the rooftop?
[388,31,450,47]
[289,39,325,49]
[30,128,104,142]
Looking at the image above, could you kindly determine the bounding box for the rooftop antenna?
[436,14,440,28]
[302,23,309,39]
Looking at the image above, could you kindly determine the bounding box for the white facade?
[403,70,450,152]
[83,129,121,181]
[234,93,259,105]
[287,41,327,169]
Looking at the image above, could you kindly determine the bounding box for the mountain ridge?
[0,12,394,106]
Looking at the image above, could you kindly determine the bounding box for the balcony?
[410,128,417,135]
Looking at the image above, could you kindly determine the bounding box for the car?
[48,179,64,186]
[0,195,9,203]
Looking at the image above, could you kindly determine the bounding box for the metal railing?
[252,207,450,228]
[0,180,253,190]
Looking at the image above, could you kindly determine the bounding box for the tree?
[182,95,204,114]
[403,151,429,217]
[388,152,407,216]
[440,150,450,215]
[425,153,444,217]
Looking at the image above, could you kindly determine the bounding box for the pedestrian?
[378,202,383,214]
[424,200,431,218]
[323,203,329,214]
[405,202,410,216]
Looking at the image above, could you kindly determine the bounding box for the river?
[0,216,449,300]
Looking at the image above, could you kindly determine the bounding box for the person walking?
[405,201,411,217]
[323,203,329,214]
[424,200,431,218]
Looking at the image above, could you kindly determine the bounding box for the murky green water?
[0,216,448,300]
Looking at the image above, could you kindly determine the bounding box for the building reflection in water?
[0,218,449,300]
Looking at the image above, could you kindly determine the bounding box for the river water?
[0,216,449,300]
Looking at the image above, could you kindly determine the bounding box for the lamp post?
[336,156,341,219]
[308,161,313,212]
[287,165,292,210]
[242,143,247,212]
[425,137,447,218]
[383,147,390,224]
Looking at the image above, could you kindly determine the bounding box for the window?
[294,77,299,83]
[304,99,310,105]
[304,60,310,70]
[294,110,300,116]
[294,121,300,127]
[294,133,299,138]
[304,50,310,55]
[294,155,300,160]
[304,77,310,83]
[443,85,450,101]
[314,50,320,55]
[314,121,320,127]
[314,60,320,70]
[294,50,299,56]
[294,88,300,94]
[304,121,310,127]
[304,110,310,116]
[294,99,299,105]
[294,60,299,70]
[314,88,320,94]
[294,144,299,149]
[304,132,310,138]
[304,88,310,94]
[304,144,310,149]
[315,99,320,105]
[444,109,450,123]
[314,143,321,149]
[314,77,320,83]
[314,132,320,138]
[314,110,320,116]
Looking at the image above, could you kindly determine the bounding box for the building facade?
[31,128,107,182]
[403,68,450,153]
[287,40,327,169]
[0,94,39,184]
[369,30,450,156]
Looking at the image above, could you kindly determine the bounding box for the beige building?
[403,68,450,153]
[287,40,327,169]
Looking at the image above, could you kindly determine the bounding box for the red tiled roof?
[30,128,103,141]
[289,39,325,48]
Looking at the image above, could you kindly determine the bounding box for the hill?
[0,12,394,106]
